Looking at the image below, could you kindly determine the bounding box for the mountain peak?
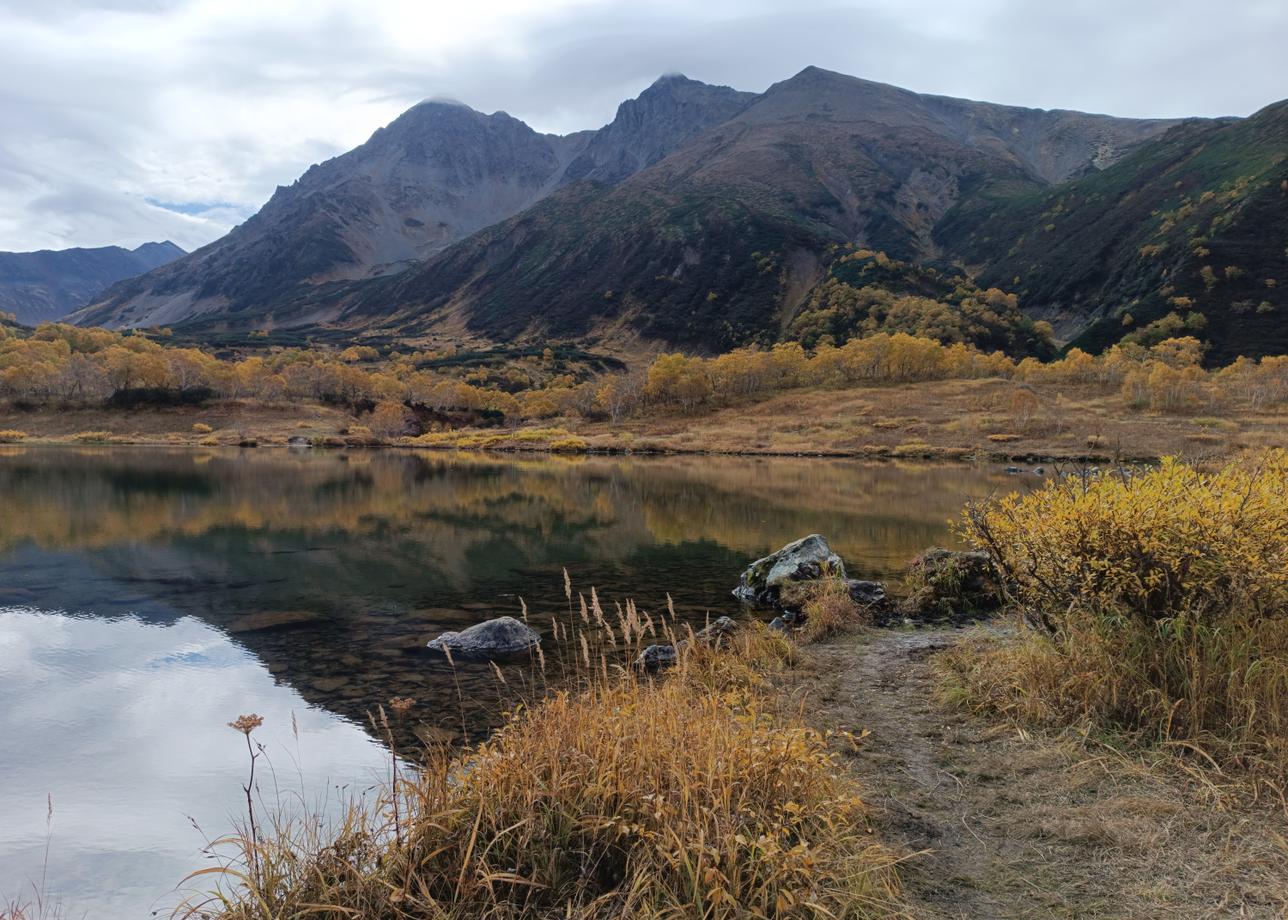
[560,75,754,185]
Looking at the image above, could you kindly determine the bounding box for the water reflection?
[0,446,1029,915]
[0,607,389,918]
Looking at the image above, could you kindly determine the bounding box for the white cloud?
[0,0,1285,252]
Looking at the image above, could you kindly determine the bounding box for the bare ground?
[782,627,1288,919]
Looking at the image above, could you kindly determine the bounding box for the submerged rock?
[427,615,541,658]
[898,548,1003,621]
[226,609,320,633]
[734,534,847,607]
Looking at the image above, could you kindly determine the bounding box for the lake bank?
[6,375,1287,462]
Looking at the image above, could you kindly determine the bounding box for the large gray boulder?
[734,534,847,607]
[427,615,541,658]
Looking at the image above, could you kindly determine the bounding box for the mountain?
[342,67,1183,349]
[71,76,755,331]
[0,241,183,325]
[935,100,1288,362]
[73,67,1281,361]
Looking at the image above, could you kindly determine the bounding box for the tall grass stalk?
[182,587,901,919]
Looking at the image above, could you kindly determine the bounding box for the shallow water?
[0,446,1032,916]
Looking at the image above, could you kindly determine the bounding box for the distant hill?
[0,241,183,325]
[935,100,1288,362]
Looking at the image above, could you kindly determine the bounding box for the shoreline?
[0,435,1155,466]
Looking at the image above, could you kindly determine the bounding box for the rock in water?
[634,644,679,672]
[427,616,541,658]
[287,436,313,449]
[734,534,848,607]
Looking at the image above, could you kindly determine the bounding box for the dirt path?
[783,627,1288,919]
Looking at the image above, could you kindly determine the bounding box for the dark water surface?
[0,446,1028,916]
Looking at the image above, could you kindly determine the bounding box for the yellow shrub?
[961,453,1288,779]
[0,429,27,442]
[72,431,111,443]
[192,422,214,433]
[198,436,219,447]
[965,454,1288,627]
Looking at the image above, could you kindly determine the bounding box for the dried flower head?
[389,697,415,718]
[228,713,264,735]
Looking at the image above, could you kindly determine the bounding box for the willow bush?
[956,453,1288,780]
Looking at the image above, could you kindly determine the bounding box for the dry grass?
[0,429,26,442]
[5,375,1288,460]
[184,597,902,919]
[407,426,589,453]
[574,377,1288,460]
[955,453,1288,790]
[793,578,869,644]
[791,627,1288,918]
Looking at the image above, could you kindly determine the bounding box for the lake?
[0,446,1029,917]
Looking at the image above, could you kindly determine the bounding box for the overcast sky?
[2,0,1284,253]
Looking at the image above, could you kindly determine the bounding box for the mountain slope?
[0,242,183,325]
[71,76,755,331]
[935,100,1288,362]
[345,68,1182,349]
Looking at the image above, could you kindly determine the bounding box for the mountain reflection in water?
[0,446,1028,916]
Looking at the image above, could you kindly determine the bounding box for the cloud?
[0,0,1285,252]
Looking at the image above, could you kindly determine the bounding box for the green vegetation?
[937,101,1288,363]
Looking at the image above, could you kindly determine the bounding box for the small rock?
[427,616,541,659]
[845,579,887,607]
[287,436,313,449]
[634,643,679,672]
[692,615,738,644]
[1005,466,1022,474]
[768,616,789,633]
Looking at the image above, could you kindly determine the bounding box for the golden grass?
[184,600,901,919]
[955,453,1288,788]
[0,429,26,442]
[793,578,869,644]
[192,423,214,434]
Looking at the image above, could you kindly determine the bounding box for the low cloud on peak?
[1,0,1285,252]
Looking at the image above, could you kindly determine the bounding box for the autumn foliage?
[956,454,1288,781]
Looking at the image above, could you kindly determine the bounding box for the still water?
[0,446,1026,916]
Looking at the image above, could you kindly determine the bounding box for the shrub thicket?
[955,454,1288,782]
